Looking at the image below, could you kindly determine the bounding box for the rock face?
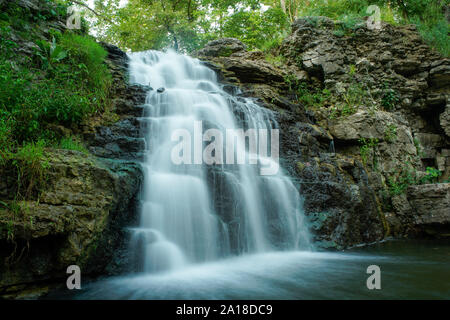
[196,38,247,57]
[406,183,450,235]
[0,151,142,298]
[0,2,146,298]
[196,40,288,86]
[196,17,449,248]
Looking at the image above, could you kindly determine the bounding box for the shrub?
[381,89,400,110]
[35,36,68,70]
[297,83,332,108]
[388,166,417,195]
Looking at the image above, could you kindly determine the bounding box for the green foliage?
[297,83,332,108]
[0,118,13,165]
[298,0,370,21]
[420,167,442,184]
[35,37,68,70]
[330,83,368,118]
[56,136,89,154]
[79,0,448,55]
[342,83,367,108]
[0,28,111,147]
[0,2,112,202]
[59,33,111,93]
[12,140,50,198]
[265,53,286,67]
[330,103,358,118]
[384,124,398,143]
[388,167,417,195]
[381,83,400,111]
[284,73,298,91]
[260,32,287,53]
[414,15,450,57]
[388,165,443,196]
[221,7,289,50]
[359,137,379,167]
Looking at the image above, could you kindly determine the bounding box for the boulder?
[406,183,450,235]
[195,38,246,57]
[0,151,143,298]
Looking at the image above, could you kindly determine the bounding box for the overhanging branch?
[70,0,116,25]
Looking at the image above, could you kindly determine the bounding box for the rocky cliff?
[0,0,146,298]
[195,17,450,249]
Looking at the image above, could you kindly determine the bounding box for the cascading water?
[54,51,450,301]
[128,50,310,274]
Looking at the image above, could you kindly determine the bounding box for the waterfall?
[127,50,310,273]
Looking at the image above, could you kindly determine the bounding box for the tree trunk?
[173,34,179,52]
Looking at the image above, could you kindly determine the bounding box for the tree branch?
[70,0,116,25]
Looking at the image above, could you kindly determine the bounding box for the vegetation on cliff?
[0,0,112,201]
[79,0,449,56]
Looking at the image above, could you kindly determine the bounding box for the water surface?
[59,240,449,300]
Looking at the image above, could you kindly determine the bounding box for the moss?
[309,211,334,232]
[218,47,234,57]
[374,193,390,238]
[296,161,306,173]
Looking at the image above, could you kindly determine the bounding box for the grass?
[12,140,50,198]
[265,53,286,67]
[56,136,89,154]
[415,16,450,57]
[0,1,111,203]
[0,19,111,147]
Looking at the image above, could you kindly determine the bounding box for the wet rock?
[157,87,165,93]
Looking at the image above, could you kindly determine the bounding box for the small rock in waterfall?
[157,87,165,93]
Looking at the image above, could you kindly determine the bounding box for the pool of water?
[50,239,450,300]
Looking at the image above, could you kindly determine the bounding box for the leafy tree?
[221,6,288,50]
[68,0,449,56]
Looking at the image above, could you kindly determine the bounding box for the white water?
[127,50,310,273]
